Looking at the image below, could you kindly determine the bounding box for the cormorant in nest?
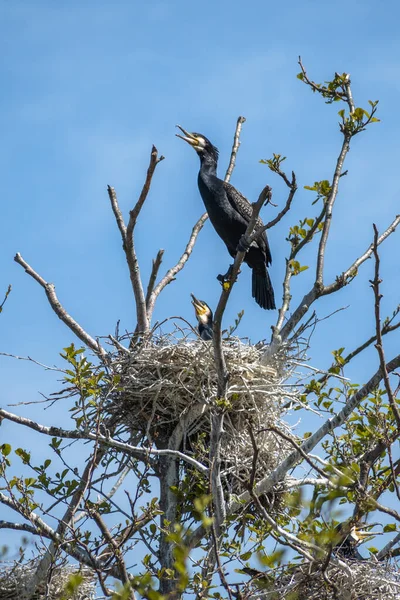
[177,127,275,310]
[191,293,213,340]
[333,522,375,560]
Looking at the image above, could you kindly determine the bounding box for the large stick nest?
[106,334,298,497]
[0,559,95,600]
[253,558,400,599]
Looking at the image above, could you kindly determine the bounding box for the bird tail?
[252,267,275,310]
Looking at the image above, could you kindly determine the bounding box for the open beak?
[352,524,381,542]
[176,125,198,147]
[191,293,205,315]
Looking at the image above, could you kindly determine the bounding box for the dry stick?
[371,223,400,430]
[14,253,107,359]
[90,509,133,594]
[145,249,164,309]
[264,171,297,231]
[273,200,327,340]
[0,284,11,312]
[224,116,246,183]
[260,426,329,480]
[125,146,164,332]
[108,185,127,241]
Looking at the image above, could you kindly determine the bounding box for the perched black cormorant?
[177,127,275,310]
[191,293,213,340]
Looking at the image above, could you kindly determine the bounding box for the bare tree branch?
[147,212,208,318]
[371,223,400,429]
[377,531,400,560]
[107,185,127,243]
[14,253,107,359]
[315,134,351,286]
[264,171,297,230]
[276,213,400,343]
[145,249,164,309]
[224,116,246,183]
[0,408,208,473]
[124,146,164,333]
[0,284,12,313]
[0,491,100,571]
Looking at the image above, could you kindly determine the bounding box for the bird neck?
[199,153,218,177]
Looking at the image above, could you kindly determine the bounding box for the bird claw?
[237,235,250,253]
[217,265,240,289]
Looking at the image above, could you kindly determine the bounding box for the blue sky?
[1,0,399,556]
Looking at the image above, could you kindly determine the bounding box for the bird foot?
[217,265,240,290]
[237,235,251,253]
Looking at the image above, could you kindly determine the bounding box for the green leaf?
[240,551,252,561]
[15,448,30,464]
[384,523,397,533]
[1,444,11,456]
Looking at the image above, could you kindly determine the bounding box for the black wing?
[223,181,272,265]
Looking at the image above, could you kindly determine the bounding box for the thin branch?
[145,249,164,309]
[0,491,100,571]
[124,146,164,333]
[264,171,297,230]
[107,185,127,242]
[315,132,351,286]
[376,531,400,560]
[224,116,246,183]
[23,448,102,599]
[0,284,12,313]
[14,253,107,359]
[371,223,400,429]
[147,212,208,318]
[277,213,400,343]
[323,214,400,296]
[90,509,132,591]
[0,408,208,473]
[260,426,329,480]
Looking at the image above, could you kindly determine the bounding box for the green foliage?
[60,573,84,600]
[304,179,331,204]
[260,153,287,173]
[288,259,309,276]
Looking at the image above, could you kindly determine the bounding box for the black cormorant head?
[334,522,377,558]
[191,293,213,327]
[176,126,219,163]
